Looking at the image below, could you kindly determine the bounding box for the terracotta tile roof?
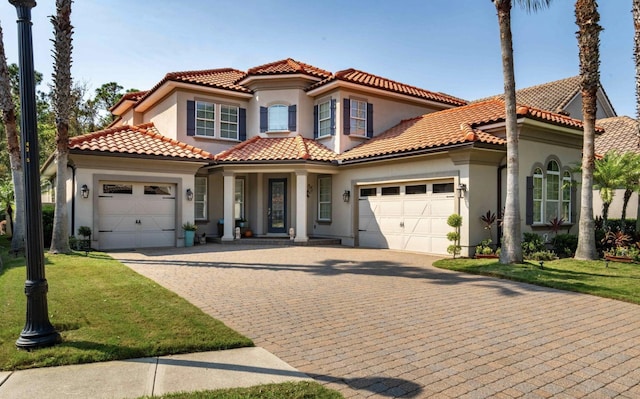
[596,116,640,154]
[475,76,581,114]
[214,135,336,162]
[69,123,214,160]
[109,90,149,112]
[308,68,467,107]
[339,99,596,162]
[246,58,332,79]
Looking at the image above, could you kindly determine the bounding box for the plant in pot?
[475,239,498,258]
[602,230,635,263]
[182,222,197,247]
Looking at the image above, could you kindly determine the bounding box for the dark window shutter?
[526,176,534,225]
[330,99,336,136]
[260,106,268,133]
[288,105,297,131]
[343,98,351,135]
[186,100,195,136]
[570,180,577,223]
[239,108,247,141]
[313,105,318,139]
[366,102,374,138]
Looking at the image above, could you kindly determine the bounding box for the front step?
[207,237,341,246]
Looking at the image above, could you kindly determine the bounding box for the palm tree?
[49,0,73,254]
[0,23,25,253]
[633,0,640,234]
[592,152,628,224]
[574,0,602,260]
[620,153,640,223]
[494,0,551,265]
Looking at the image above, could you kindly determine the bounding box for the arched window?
[545,160,560,221]
[562,171,572,221]
[527,160,573,225]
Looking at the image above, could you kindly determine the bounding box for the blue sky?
[0,1,636,116]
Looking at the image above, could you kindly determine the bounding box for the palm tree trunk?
[49,0,73,254]
[0,23,25,252]
[633,0,640,234]
[495,0,523,264]
[574,0,601,260]
[621,188,632,223]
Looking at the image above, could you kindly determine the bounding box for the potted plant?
[182,222,197,247]
[475,239,498,258]
[601,230,634,263]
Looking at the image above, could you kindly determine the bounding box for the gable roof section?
[246,58,332,79]
[69,123,214,160]
[339,99,596,162]
[308,68,467,107]
[596,116,640,154]
[214,135,336,162]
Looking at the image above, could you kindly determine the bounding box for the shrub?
[446,214,462,258]
[526,250,557,261]
[42,204,54,248]
[551,234,578,258]
[522,232,545,256]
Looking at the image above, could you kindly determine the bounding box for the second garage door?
[358,181,455,255]
[97,181,176,250]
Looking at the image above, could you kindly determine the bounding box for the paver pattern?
[111,245,640,398]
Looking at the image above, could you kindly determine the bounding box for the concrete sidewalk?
[0,347,309,399]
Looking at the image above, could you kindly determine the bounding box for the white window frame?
[195,176,207,220]
[317,176,332,222]
[234,178,245,220]
[268,104,288,131]
[318,100,331,137]
[533,167,544,224]
[562,171,572,222]
[350,99,367,136]
[545,160,560,222]
[195,101,215,137]
[220,104,239,140]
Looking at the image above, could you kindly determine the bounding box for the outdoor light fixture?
[343,190,351,203]
[80,184,89,199]
[457,183,467,198]
[186,188,194,201]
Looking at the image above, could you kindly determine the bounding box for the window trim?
[350,99,367,136]
[194,176,207,221]
[317,176,332,222]
[317,100,332,138]
[220,104,239,140]
[527,158,573,226]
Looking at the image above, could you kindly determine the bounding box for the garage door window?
[103,184,132,194]
[144,185,172,195]
[360,187,376,197]
[406,184,427,195]
[381,186,400,195]
[433,183,454,193]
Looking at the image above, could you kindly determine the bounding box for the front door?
[268,178,287,234]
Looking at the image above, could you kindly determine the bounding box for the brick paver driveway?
[111,245,640,398]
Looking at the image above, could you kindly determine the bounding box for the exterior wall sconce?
[457,183,467,198]
[343,190,351,203]
[80,184,90,199]
[307,184,312,198]
[186,188,194,201]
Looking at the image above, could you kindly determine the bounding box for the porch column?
[294,171,308,242]
[222,172,235,241]
[255,174,264,235]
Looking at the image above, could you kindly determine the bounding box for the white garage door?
[358,181,455,255]
[98,181,176,250]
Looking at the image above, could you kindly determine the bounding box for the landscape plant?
[446,214,462,259]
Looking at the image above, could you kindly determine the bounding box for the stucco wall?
[593,189,639,219]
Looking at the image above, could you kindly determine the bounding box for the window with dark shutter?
[526,176,534,225]
[343,98,350,135]
[313,105,318,139]
[366,102,373,138]
[239,108,246,141]
[330,99,336,136]
[288,105,297,131]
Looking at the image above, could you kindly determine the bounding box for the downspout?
[497,164,507,245]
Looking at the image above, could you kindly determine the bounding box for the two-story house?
[42,58,596,256]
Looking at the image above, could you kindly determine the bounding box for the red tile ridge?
[460,123,477,141]
[214,135,261,160]
[294,135,310,160]
[247,58,332,78]
[166,67,245,80]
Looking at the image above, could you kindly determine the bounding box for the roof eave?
[237,73,323,86]
[338,142,484,165]
[69,149,213,163]
[306,80,461,110]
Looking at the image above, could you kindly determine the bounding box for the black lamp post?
[10,0,61,349]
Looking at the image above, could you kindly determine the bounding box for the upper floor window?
[318,100,332,137]
[350,99,367,136]
[527,159,574,225]
[268,104,288,131]
[196,101,215,137]
[187,100,246,141]
[220,105,239,140]
[343,98,373,137]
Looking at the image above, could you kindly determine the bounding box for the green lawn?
[0,245,253,371]
[434,257,640,304]
[138,382,344,399]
